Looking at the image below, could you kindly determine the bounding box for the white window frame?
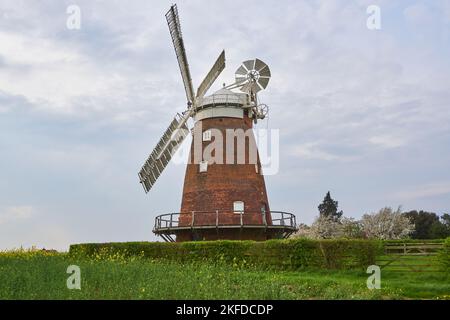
[233,201,244,214]
[202,130,212,142]
[199,160,208,173]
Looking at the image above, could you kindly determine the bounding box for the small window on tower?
[203,130,212,141]
[233,201,244,214]
[199,160,208,173]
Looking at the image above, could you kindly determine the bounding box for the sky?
[0,0,449,251]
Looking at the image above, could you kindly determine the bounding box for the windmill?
[138,4,297,242]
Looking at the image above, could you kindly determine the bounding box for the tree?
[298,216,363,239]
[293,223,313,238]
[441,213,450,227]
[403,210,442,239]
[429,213,450,239]
[340,217,364,239]
[309,215,343,239]
[318,191,343,222]
[361,207,414,240]
[429,221,450,239]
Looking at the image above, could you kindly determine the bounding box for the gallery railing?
[153,210,297,232]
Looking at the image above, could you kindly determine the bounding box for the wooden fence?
[377,242,444,272]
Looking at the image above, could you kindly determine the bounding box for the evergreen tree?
[318,191,343,222]
[403,210,440,239]
[441,213,450,227]
[403,210,450,239]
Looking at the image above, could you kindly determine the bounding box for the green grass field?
[0,250,448,300]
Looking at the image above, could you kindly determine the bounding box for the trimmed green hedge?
[69,239,383,270]
[438,237,450,272]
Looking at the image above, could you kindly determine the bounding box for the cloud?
[0,206,34,225]
[403,3,433,24]
[369,135,407,149]
[0,30,129,114]
[395,182,450,201]
[291,143,343,161]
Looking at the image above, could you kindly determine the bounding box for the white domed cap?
[197,88,248,108]
[194,89,249,122]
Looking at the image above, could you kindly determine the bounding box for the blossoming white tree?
[360,207,414,240]
[294,207,414,240]
[309,216,343,239]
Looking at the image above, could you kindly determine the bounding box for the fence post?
[216,210,219,227]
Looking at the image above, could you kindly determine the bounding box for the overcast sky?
[1,0,449,250]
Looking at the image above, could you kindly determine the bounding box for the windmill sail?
[166,4,195,104]
[139,114,189,193]
[196,50,226,98]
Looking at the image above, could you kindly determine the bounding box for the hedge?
[438,237,450,272]
[69,239,383,270]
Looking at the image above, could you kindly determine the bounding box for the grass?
[0,250,448,300]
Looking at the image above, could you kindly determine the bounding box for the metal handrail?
[153,210,297,232]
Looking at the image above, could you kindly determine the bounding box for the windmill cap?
[197,88,248,108]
